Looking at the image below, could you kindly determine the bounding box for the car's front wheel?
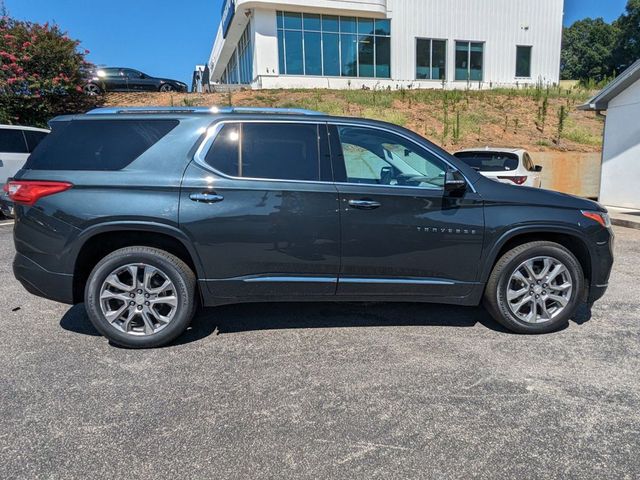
[484,241,584,334]
[85,246,196,348]
[159,84,175,92]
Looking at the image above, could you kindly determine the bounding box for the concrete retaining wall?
[530,152,601,199]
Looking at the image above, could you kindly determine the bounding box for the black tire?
[85,246,196,348]
[483,241,584,334]
[159,84,175,92]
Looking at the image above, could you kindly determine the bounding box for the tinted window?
[336,126,446,189]
[204,124,240,176]
[205,123,321,181]
[98,68,121,77]
[25,119,178,171]
[242,124,319,181]
[123,69,144,78]
[454,152,519,172]
[516,46,532,78]
[0,129,28,153]
[23,130,48,153]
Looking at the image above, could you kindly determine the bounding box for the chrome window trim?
[193,118,476,193]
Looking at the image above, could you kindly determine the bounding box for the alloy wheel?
[84,83,100,96]
[99,263,178,336]
[505,256,573,324]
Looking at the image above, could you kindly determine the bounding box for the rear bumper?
[13,253,74,304]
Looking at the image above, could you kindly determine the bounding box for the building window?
[516,46,532,78]
[455,41,484,81]
[276,11,391,78]
[416,39,447,80]
[221,23,253,84]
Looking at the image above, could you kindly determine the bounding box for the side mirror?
[444,170,467,194]
[534,165,543,172]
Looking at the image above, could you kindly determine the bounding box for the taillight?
[581,210,611,228]
[6,180,73,206]
[498,176,528,185]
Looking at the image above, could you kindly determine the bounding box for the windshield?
[454,151,519,172]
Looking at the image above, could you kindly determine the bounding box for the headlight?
[581,210,611,228]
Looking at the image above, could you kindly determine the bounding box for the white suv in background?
[0,125,49,217]
[453,148,543,188]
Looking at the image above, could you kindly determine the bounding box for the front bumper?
[0,192,14,218]
[13,253,74,304]
[586,228,615,303]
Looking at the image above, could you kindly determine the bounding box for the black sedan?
[84,68,188,94]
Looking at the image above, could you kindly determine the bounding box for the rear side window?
[0,128,28,154]
[23,130,48,153]
[204,122,321,181]
[454,152,519,172]
[24,119,178,171]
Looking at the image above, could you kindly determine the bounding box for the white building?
[580,59,640,210]
[209,0,564,90]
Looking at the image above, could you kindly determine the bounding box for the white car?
[0,125,49,217]
[453,148,543,188]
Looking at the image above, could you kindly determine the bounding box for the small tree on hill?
[0,15,98,126]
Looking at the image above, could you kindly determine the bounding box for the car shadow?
[59,301,593,347]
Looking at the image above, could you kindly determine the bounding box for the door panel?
[180,164,340,297]
[329,124,485,297]
[337,184,484,296]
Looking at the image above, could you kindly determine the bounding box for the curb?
[611,218,640,230]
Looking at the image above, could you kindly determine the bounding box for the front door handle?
[348,199,382,210]
[190,192,224,204]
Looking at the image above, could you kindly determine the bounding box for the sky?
[5,0,630,85]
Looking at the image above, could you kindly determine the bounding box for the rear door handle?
[348,199,382,210]
[189,192,224,204]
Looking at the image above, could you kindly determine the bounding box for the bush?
[0,16,99,127]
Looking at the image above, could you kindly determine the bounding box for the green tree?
[614,0,640,71]
[0,16,98,126]
[561,18,620,82]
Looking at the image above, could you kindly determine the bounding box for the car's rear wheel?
[85,247,196,348]
[159,84,175,92]
[83,83,102,95]
[483,241,584,334]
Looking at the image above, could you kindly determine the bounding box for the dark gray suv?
[9,107,614,348]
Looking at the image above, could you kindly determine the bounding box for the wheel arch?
[480,226,593,288]
[70,222,205,304]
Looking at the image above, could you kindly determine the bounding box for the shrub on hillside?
[0,15,99,127]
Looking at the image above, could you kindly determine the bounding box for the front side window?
[0,128,28,154]
[276,11,391,78]
[455,41,483,81]
[516,46,532,78]
[335,126,446,189]
[204,123,322,182]
[416,39,447,80]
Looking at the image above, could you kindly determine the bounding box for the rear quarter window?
[23,130,48,153]
[0,128,28,154]
[24,119,179,171]
[454,152,519,172]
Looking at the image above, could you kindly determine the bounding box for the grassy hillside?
[103,86,603,153]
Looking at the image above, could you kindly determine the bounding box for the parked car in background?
[83,68,188,95]
[8,107,613,348]
[453,148,543,188]
[0,125,49,218]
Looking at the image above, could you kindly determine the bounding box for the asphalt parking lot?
[0,223,638,479]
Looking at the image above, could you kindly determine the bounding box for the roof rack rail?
[86,106,324,116]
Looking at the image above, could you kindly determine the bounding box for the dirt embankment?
[102,88,603,153]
